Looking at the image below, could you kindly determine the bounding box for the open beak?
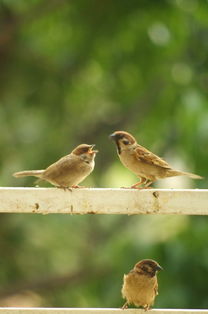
[89,144,98,154]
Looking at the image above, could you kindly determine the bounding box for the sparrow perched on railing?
[110,131,202,188]
[13,144,98,188]
[122,259,163,310]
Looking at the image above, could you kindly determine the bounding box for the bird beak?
[109,133,116,140]
[89,145,98,154]
[156,264,163,271]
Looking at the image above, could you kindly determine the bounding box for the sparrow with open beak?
[122,259,163,310]
[110,131,202,188]
[13,144,98,188]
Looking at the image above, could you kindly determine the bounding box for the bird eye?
[122,140,130,145]
[142,265,151,273]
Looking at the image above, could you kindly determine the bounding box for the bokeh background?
[0,0,208,309]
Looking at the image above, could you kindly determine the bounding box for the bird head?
[134,259,163,277]
[109,131,137,154]
[72,144,98,161]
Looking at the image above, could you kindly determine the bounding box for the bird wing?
[135,145,171,169]
[43,154,79,180]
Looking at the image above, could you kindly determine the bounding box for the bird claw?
[120,186,132,189]
[131,186,145,190]
[57,186,72,191]
[57,185,88,190]
[121,302,128,310]
[131,183,153,189]
[120,186,151,190]
[71,185,86,189]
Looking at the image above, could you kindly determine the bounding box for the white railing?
[0,188,207,215]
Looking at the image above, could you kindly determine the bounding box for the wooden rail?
[0,188,207,215]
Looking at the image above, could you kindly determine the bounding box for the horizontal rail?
[0,188,207,215]
[0,309,208,314]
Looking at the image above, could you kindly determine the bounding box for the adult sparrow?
[122,259,163,310]
[13,144,98,188]
[110,131,202,188]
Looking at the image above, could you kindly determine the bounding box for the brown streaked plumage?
[13,144,98,188]
[110,131,203,188]
[122,259,163,310]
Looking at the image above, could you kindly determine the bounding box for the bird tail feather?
[167,170,203,179]
[13,170,44,178]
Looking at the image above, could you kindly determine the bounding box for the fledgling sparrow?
[110,131,203,188]
[122,259,163,310]
[13,144,98,188]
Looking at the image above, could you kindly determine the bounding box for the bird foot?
[130,183,143,189]
[121,302,128,309]
[120,186,148,190]
[140,186,153,189]
[71,185,86,189]
[131,186,145,189]
[57,186,73,191]
[120,186,133,189]
[120,185,152,190]
[131,184,153,189]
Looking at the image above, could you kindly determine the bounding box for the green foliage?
[0,0,208,308]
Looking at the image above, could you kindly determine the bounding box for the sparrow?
[110,131,203,188]
[121,259,163,310]
[13,144,98,188]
